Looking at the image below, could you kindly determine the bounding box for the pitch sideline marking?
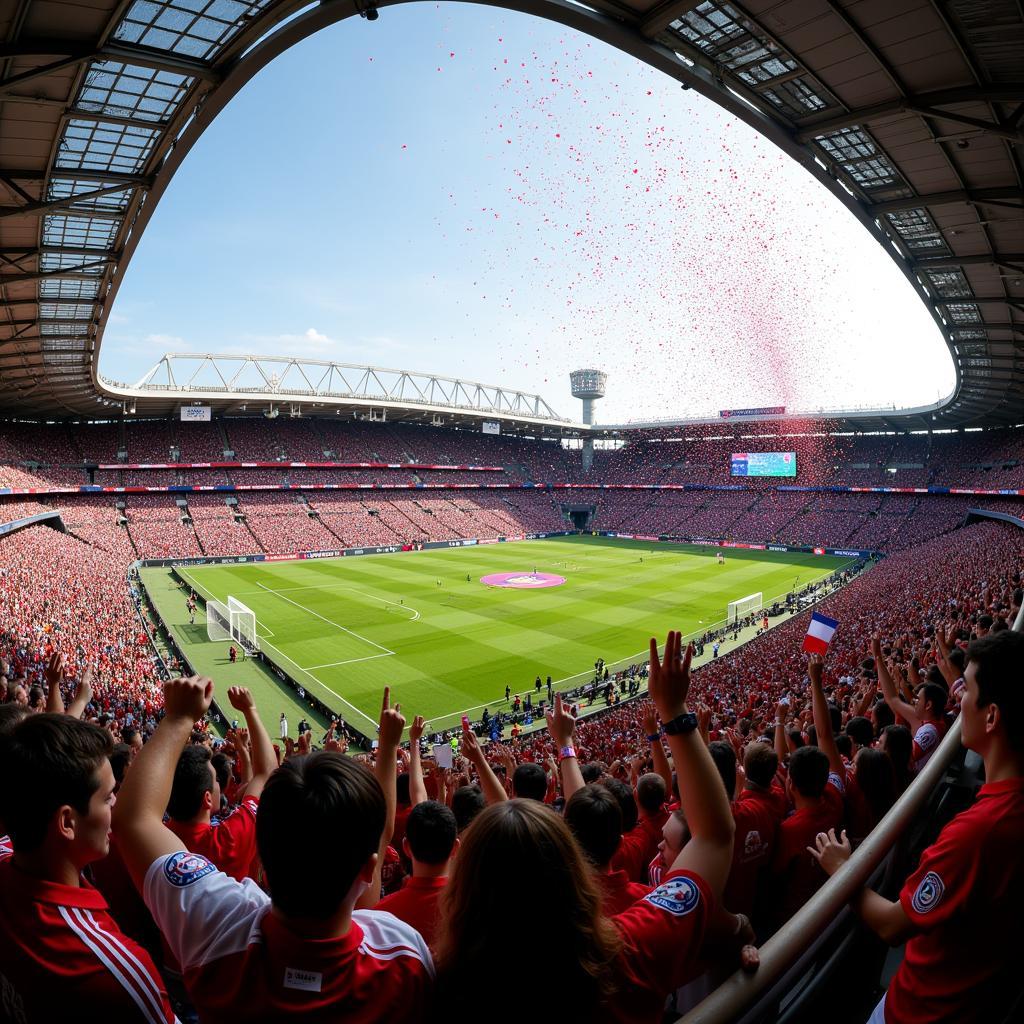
[255,639,380,729]
[254,582,395,656]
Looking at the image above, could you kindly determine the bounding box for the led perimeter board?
[730,452,797,478]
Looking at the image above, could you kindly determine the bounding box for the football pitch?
[140,537,853,736]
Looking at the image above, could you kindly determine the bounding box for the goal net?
[229,596,258,652]
[727,592,763,625]
[205,596,259,651]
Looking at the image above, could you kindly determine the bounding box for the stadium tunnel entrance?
[562,504,596,530]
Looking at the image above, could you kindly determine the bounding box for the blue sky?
[103,2,955,423]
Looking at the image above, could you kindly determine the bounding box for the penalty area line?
[255,582,394,656]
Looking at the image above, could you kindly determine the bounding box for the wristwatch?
[662,712,699,736]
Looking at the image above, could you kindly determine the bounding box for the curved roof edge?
[1,0,1020,424]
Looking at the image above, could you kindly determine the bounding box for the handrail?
[679,594,1024,1024]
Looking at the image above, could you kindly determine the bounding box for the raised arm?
[230,728,253,785]
[808,654,844,778]
[66,664,94,720]
[408,715,428,807]
[546,693,585,801]
[649,631,735,899]
[227,686,276,799]
[113,675,214,889]
[774,701,789,766]
[642,704,673,793]
[853,677,876,720]
[872,637,920,729]
[44,653,65,714]
[460,729,507,805]
[357,687,405,910]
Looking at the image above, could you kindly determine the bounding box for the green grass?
[141,537,851,735]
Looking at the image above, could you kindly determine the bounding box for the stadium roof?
[0,0,1021,428]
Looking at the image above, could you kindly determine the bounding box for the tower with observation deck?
[570,369,607,474]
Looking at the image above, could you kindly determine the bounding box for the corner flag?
[803,611,838,655]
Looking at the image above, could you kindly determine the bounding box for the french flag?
[803,611,839,655]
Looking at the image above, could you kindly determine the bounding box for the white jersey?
[143,851,432,1023]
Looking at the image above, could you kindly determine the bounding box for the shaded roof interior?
[0,0,1020,430]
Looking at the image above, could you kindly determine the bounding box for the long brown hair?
[433,799,623,1015]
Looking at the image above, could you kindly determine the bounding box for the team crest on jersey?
[645,876,700,917]
[163,851,216,888]
[742,830,767,860]
[911,871,945,914]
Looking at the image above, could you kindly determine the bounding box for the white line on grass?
[255,639,380,730]
[233,582,421,622]
[254,582,395,656]
[303,653,394,671]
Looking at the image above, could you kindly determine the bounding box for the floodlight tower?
[570,369,607,474]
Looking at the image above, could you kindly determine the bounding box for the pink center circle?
[480,571,567,589]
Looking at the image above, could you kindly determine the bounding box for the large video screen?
[730,452,797,478]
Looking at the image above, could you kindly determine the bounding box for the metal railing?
[678,588,1024,1024]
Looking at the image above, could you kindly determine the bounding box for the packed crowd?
[4,418,1024,493]
[0,513,1021,1021]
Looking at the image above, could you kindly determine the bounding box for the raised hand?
[641,705,659,736]
[807,652,825,688]
[377,687,406,749]
[648,631,693,721]
[545,692,576,747]
[807,827,852,877]
[44,651,64,691]
[227,685,256,712]
[934,622,961,686]
[409,715,426,743]
[162,675,214,723]
[72,664,94,711]
[460,728,483,763]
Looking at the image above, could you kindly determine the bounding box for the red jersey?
[377,875,447,949]
[167,795,259,882]
[886,777,1024,1024]
[843,771,878,842]
[724,791,779,917]
[0,854,175,1024]
[614,808,668,883]
[143,850,433,1023]
[606,869,711,1024]
[598,869,651,917]
[771,774,845,923]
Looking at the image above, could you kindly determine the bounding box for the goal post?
[727,592,763,625]
[206,596,258,651]
[228,596,259,652]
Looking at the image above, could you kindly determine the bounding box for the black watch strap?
[663,711,699,736]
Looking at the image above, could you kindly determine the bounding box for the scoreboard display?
[730,452,797,478]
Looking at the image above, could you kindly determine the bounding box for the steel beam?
[639,0,704,37]
[914,253,1024,269]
